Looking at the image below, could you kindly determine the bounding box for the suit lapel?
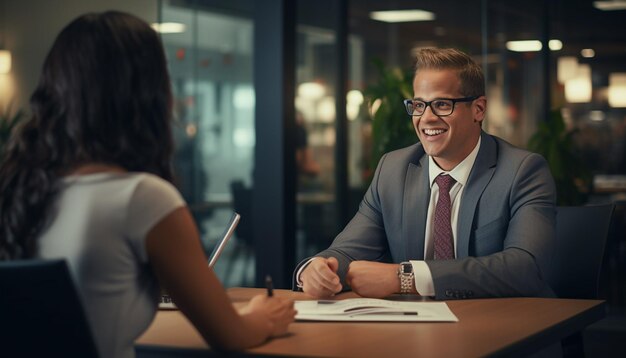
[403,149,430,260]
[457,131,498,258]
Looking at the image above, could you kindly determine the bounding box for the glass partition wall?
[160,0,256,286]
[159,1,626,298]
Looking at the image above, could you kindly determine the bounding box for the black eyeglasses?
[403,96,479,117]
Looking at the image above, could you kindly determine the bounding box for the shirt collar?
[429,136,481,188]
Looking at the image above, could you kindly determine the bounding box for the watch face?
[401,263,412,274]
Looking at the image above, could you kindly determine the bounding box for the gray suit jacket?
[293,131,557,300]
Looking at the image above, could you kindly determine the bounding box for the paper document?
[295,298,458,322]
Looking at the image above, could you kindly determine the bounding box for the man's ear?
[473,96,487,123]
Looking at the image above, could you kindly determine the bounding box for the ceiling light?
[581,49,596,58]
[151,22,186,34]
[505,39,562,52]
[370,10,435,23]
[593,1,626,11]
[506,40,541,52]
[548,40,563,51]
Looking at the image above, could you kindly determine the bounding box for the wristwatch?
[398,261,414,293]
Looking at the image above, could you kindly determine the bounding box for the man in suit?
[293,47,557,300]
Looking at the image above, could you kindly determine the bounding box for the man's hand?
[300,257,342,298]
[345,261,400,298]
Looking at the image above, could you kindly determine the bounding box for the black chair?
[0,259,99,357]
[546,204,615,299]
[230,180,253,248]
[545,204,614,358]
[226,180,255,286]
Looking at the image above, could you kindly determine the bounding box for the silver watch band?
[398,262,414,293]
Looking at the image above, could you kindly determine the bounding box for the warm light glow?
[549,40,563,51]
[589,110,606,122]
[565,64,592,103]
[0,50,11,74]
[317,96,335,123]
[346,90,364,121]
[608,73,626,107]
[557,57,579,84]
[347,90,364,105]
[151,22,186,34]
[370,10,435,23]
[506,40,541,52]
[581,49,596,58]
[298,82,325,100]
[593,1,626,11]
[505,39,562,52]
[0,75,15,107]
[369,99,382,117]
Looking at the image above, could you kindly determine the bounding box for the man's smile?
[422,128,448,136]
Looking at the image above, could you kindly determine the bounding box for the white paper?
[295,298,458,322]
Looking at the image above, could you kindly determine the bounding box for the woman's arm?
[145,207,295,351]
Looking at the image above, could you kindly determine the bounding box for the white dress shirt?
[412,137,481,296]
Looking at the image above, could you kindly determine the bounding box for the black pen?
[265,275,274,297]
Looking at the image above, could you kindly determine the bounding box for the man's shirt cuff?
[295,257,317,288]
[410,260,435,296]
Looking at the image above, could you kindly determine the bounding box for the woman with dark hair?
[0,11,295,358]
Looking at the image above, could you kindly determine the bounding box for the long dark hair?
[0,11,174,259]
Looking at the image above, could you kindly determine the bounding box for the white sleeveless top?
[37,172,185,358]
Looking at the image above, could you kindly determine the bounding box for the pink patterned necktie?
[433,174,457,260]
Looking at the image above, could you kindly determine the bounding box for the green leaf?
[364,59,417,180]
[527,109,590,205]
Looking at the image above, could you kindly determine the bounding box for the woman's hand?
[245,294,297,337]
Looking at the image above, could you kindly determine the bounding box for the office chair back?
[546,204,614,299]
[0,259,99,357]
[230,180,254,247]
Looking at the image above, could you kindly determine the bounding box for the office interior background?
[1,0,625,315]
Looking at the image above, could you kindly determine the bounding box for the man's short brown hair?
[413,47,485,97]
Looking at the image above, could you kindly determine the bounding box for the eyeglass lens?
[407,100,454,116]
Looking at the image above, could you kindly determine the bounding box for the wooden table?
[136,288,605,357]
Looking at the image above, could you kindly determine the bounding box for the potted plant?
[363,59,416,180]
[527,109,590,205]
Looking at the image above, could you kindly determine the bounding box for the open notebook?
[158,211,241,309]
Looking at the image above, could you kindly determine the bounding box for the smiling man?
[292,47,557,300]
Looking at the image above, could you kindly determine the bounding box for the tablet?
[208,212,240,268]
[159,212,241,309]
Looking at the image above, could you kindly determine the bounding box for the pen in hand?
[265,275,274,297]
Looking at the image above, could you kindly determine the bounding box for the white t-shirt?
[37,172,185,358]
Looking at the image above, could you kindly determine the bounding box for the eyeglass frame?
[403,96,480,117]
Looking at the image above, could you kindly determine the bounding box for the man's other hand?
[346,261,399,298]
[301,257,342,298]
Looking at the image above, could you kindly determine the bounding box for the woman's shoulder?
[60,171,185,210]
[124,172,184,203]
[127,172,175,187]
